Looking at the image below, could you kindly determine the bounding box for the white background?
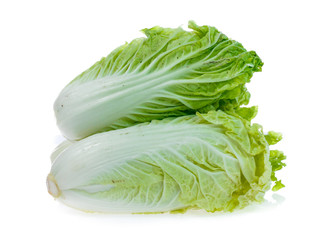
[1,0,328,239]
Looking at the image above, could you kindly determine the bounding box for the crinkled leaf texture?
[49,110,276,213]
[54,21,263,140]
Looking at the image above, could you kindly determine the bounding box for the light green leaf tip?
[272,180,285,192]
[269,149,286,191]
[265,131,283,145]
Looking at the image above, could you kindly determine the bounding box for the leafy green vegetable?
[48,110,280,213]
[48,21,286,214]
[54,21,263,140]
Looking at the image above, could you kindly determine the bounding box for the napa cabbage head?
[47,109,284,213]
[54,21,263,140]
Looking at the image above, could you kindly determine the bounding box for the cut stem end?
[47,174,61,198]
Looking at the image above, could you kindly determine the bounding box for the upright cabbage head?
[54,21,263,140]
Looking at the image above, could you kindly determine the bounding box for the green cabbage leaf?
[47,109,284,213]
[54,21,263,140]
